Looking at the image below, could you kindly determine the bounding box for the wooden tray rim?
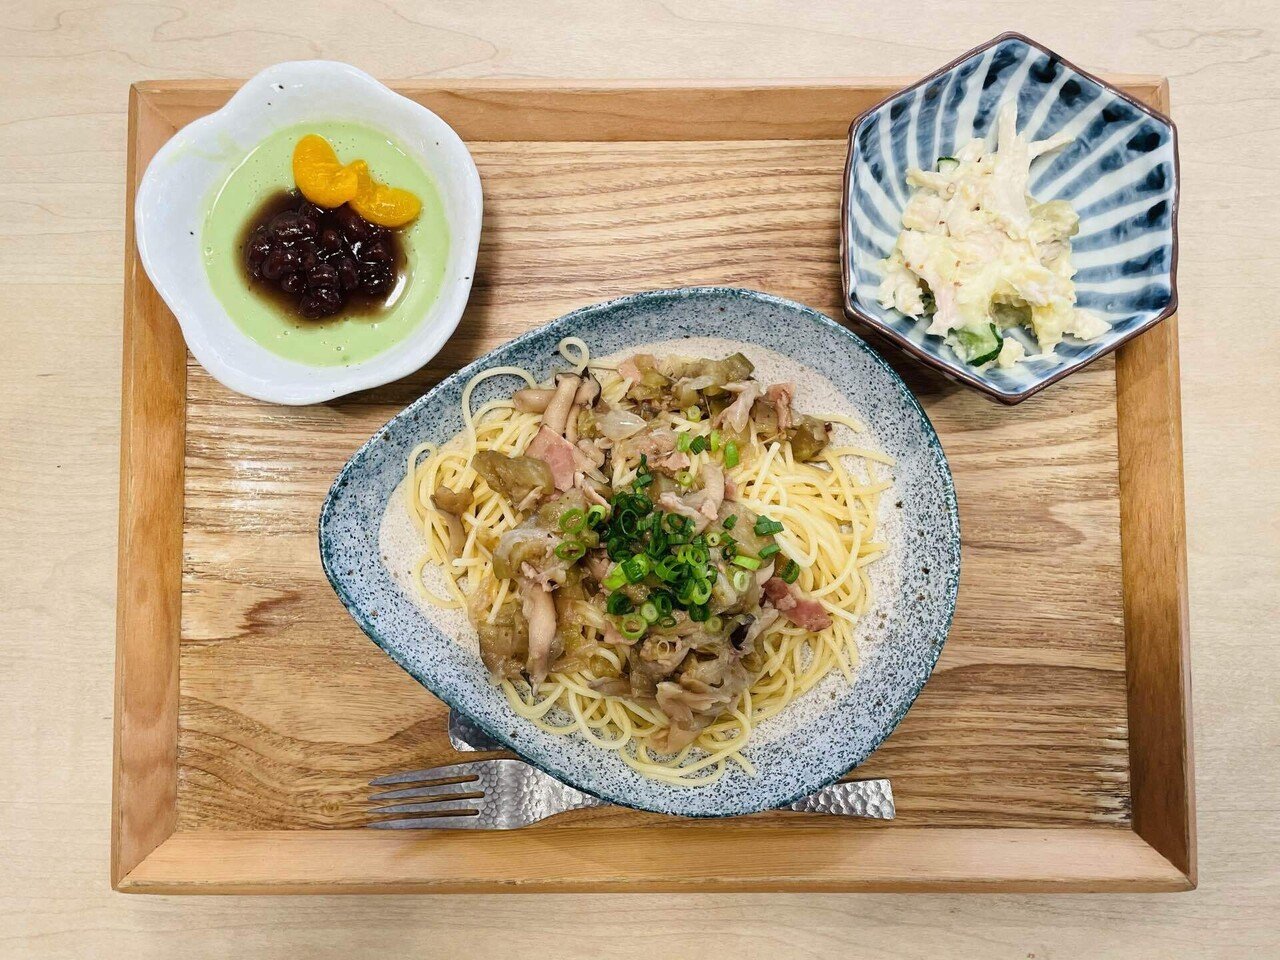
[113,77,1194,894]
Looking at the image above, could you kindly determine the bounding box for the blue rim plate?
[319,287,960,816]
[841,32,1180,404]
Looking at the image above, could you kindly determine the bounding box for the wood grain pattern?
[120,827,1188,894]
[10,1,1280,953]
[1114,84,1195,876]
[174,132,1131,833]
[100,75,1196,893]
[111,85,186,886]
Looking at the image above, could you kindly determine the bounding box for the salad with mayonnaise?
[877,101,1109,368]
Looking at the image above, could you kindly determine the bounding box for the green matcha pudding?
[201,121,450,367]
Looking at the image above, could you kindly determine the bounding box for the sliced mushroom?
[431,487,474,557]
[541,373,581,436]
[513,387,555,414]
[520,579,558,687]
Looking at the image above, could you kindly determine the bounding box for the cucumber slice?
[936,156,960,172]
[948,324,1003,366]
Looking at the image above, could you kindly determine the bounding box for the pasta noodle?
[404,339,891,786]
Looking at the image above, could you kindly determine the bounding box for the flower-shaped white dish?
[135,61,482,405]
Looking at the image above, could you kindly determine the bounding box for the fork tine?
[369,796,485,816]
[369,781,485,802]
[368,760,488,787]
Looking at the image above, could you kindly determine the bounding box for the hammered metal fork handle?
[785,778,894,818]
[443,709,895,820]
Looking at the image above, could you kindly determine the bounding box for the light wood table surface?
[2,1,1277,956]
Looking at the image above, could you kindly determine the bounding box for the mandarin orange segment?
[292,134,359,208]
[350,160,422,228]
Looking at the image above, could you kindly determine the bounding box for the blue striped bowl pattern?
[841,33,1179,404]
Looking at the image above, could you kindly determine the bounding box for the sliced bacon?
[762,577,832,631]
[526,425,593,491]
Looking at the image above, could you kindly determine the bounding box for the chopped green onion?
[685,579,712,605]
[723,440,740,469]
[732,554,762,571]
[622,555,650,582]
[687,604,710,623]
[665,513,691,535]
[639,601,659,624]
[710,430,722,452]
[685,405,702,422]
[758,543,782,559]
[619,614,647,640]
[655,558,682,582]
[657,615,678,628]
[722,514,738,530]
[606,591,634,616]
[555,539,586,561]
[606,536,629,561]
[676,432,693,453]
[779,559,800,584]
[602,565,627,590]
[689,435,709,454]
[585,504,609,527]
[652,592,674,617]
[705,615,723,633]
[705,531,722,547]
[754,515,784,536]
[633,472,653,489]
[558,508,586,533]
[731,569,752,592]
[676,470,694,487]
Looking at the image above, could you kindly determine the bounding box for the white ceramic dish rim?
[134,60,482,405]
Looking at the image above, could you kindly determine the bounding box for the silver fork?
[368,758,895,829]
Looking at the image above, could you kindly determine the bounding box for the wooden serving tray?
[114,79,1194,893]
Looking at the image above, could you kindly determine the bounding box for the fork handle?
[784,779,894,819]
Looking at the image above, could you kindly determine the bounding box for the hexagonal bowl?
[841,32,1179,404]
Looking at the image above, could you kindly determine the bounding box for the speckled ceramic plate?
[842,32,1179,404]
[320,287,959,817]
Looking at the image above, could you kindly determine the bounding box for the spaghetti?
[404,339,891,786]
